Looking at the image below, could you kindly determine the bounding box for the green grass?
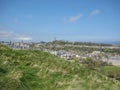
[101,66,120,80]
[0,44,120,90]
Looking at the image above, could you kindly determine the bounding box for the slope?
[0,44,120,90]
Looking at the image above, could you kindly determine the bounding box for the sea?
[92,41,120,45]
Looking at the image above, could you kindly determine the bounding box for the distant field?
[108,60,120,66]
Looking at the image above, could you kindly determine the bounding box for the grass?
[0,43,120,90]
[101,66,120,80]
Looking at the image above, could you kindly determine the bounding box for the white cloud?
[24,15,32,19]
[65,13,83,24]
[16,37,32,40]
[14,33,32,41]
[0,28,32,41]
[0,30,13,38]
[90,9,100,16]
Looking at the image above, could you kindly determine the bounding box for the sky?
[0,0,120,42]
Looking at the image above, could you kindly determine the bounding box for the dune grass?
[101,66,120,80]
[0,44,120,90]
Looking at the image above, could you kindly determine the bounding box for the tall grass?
[0,44,120,90]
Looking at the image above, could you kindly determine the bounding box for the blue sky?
[0,0,120,42]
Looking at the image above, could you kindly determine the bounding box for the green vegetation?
[49,40,112,46]
[80,58,108,69]
[45,40,120,54]
[102,66,120,80]
[0,44,120,90]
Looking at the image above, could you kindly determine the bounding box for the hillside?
[0,44,120,90]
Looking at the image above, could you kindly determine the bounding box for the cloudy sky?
[0,0,120,42]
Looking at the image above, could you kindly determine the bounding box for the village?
[1,40,120,66]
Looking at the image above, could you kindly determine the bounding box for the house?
[13,42,30,49]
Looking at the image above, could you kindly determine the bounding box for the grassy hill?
[0,44,120,90]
